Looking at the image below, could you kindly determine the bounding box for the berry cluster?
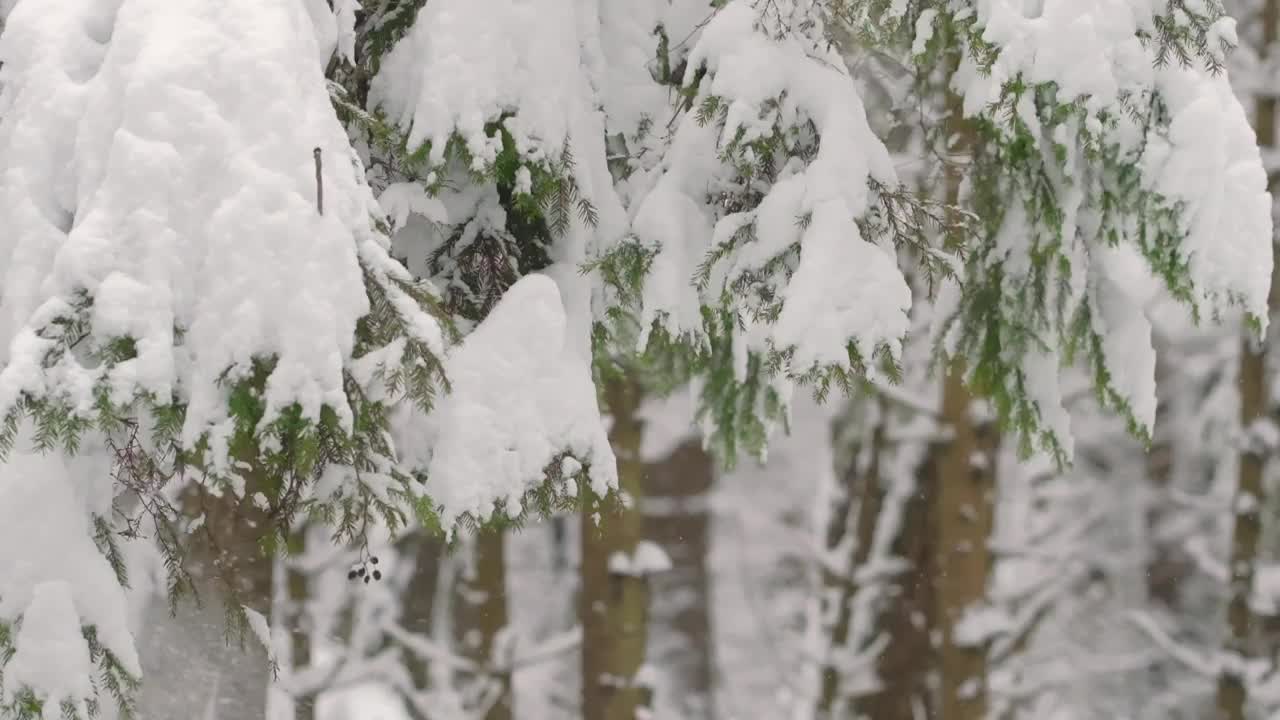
[348,555,382,584]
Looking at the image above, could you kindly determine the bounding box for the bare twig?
[314,147,324,216]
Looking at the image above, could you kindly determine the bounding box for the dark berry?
[363,575,370,584]
[348,570,358,580]
[357,567,366,577]
[371,556,379,565]
[372,570,382,581]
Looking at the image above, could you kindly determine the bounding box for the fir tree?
[0,1,1271,717]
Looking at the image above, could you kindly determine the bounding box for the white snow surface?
[1090,243,1160,431]
[0,0,443,473]
[633,0,911,379]
[372,0,599,172]
[633,539,674,575]
[399,275,615,528]
[593,2,710,139]
[960,0,1273,327]
[1144,62,1273,326]
[0,432,141,701]
[608,540,674,578]
[4,582,96,714]
[949,0,1273,450]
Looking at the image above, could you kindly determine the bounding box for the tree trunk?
[401,532,445,708]
[1218,308,1267,720]
[928,43,999,718]
[854,435,937,720]
[451,529,512,720]
[135,486,274,719]
[1217,3,1277,712]
[644,439,716,720]
[1145,351,1188,612]
[933,368,997,720]
[287,529,315,720]
[581,376,650,720]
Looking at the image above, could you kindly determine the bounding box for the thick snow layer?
[631,118,721,349]
[949,0,1272,453]
[400,275,615,527]
[0,432,141,697]
[3,582,95,714]
[634,0,911,377]
[1144,63,1273,326]
[0,0,440,473]
[371,0,629,336]
[1090,245,1158,430]
[591,1,712,139]
[372,0,595,170]
[960,0,1272,327]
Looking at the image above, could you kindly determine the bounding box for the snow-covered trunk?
[814,412,867,718]
[135,483,274,719]
[816,403,896,718]
[1218,3,1278,714]
[450,530,512,720]
[643,440,716,719]
[814,396,936,719]
[580,376,650,719]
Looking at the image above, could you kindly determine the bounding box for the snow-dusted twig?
[501,626,582,673]
[382,621,479,673]
[1125,610,1217,679]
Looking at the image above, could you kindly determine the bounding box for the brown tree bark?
[933,368,997,720]
[400,532,445,705]
[643,439,716,719]
[811,399,936,720]
[451,529,512,720]
[581,376,651,720]
[854,436,937,720]
[1217,3,1277,715]
[1145,351,1189,612]
[287,529,315,720]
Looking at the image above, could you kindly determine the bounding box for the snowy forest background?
[0,0,1278,719]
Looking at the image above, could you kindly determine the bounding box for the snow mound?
[0,0,443,474]
[0,435,141,707]
[406,274,616,527]
[371,0,595,169]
